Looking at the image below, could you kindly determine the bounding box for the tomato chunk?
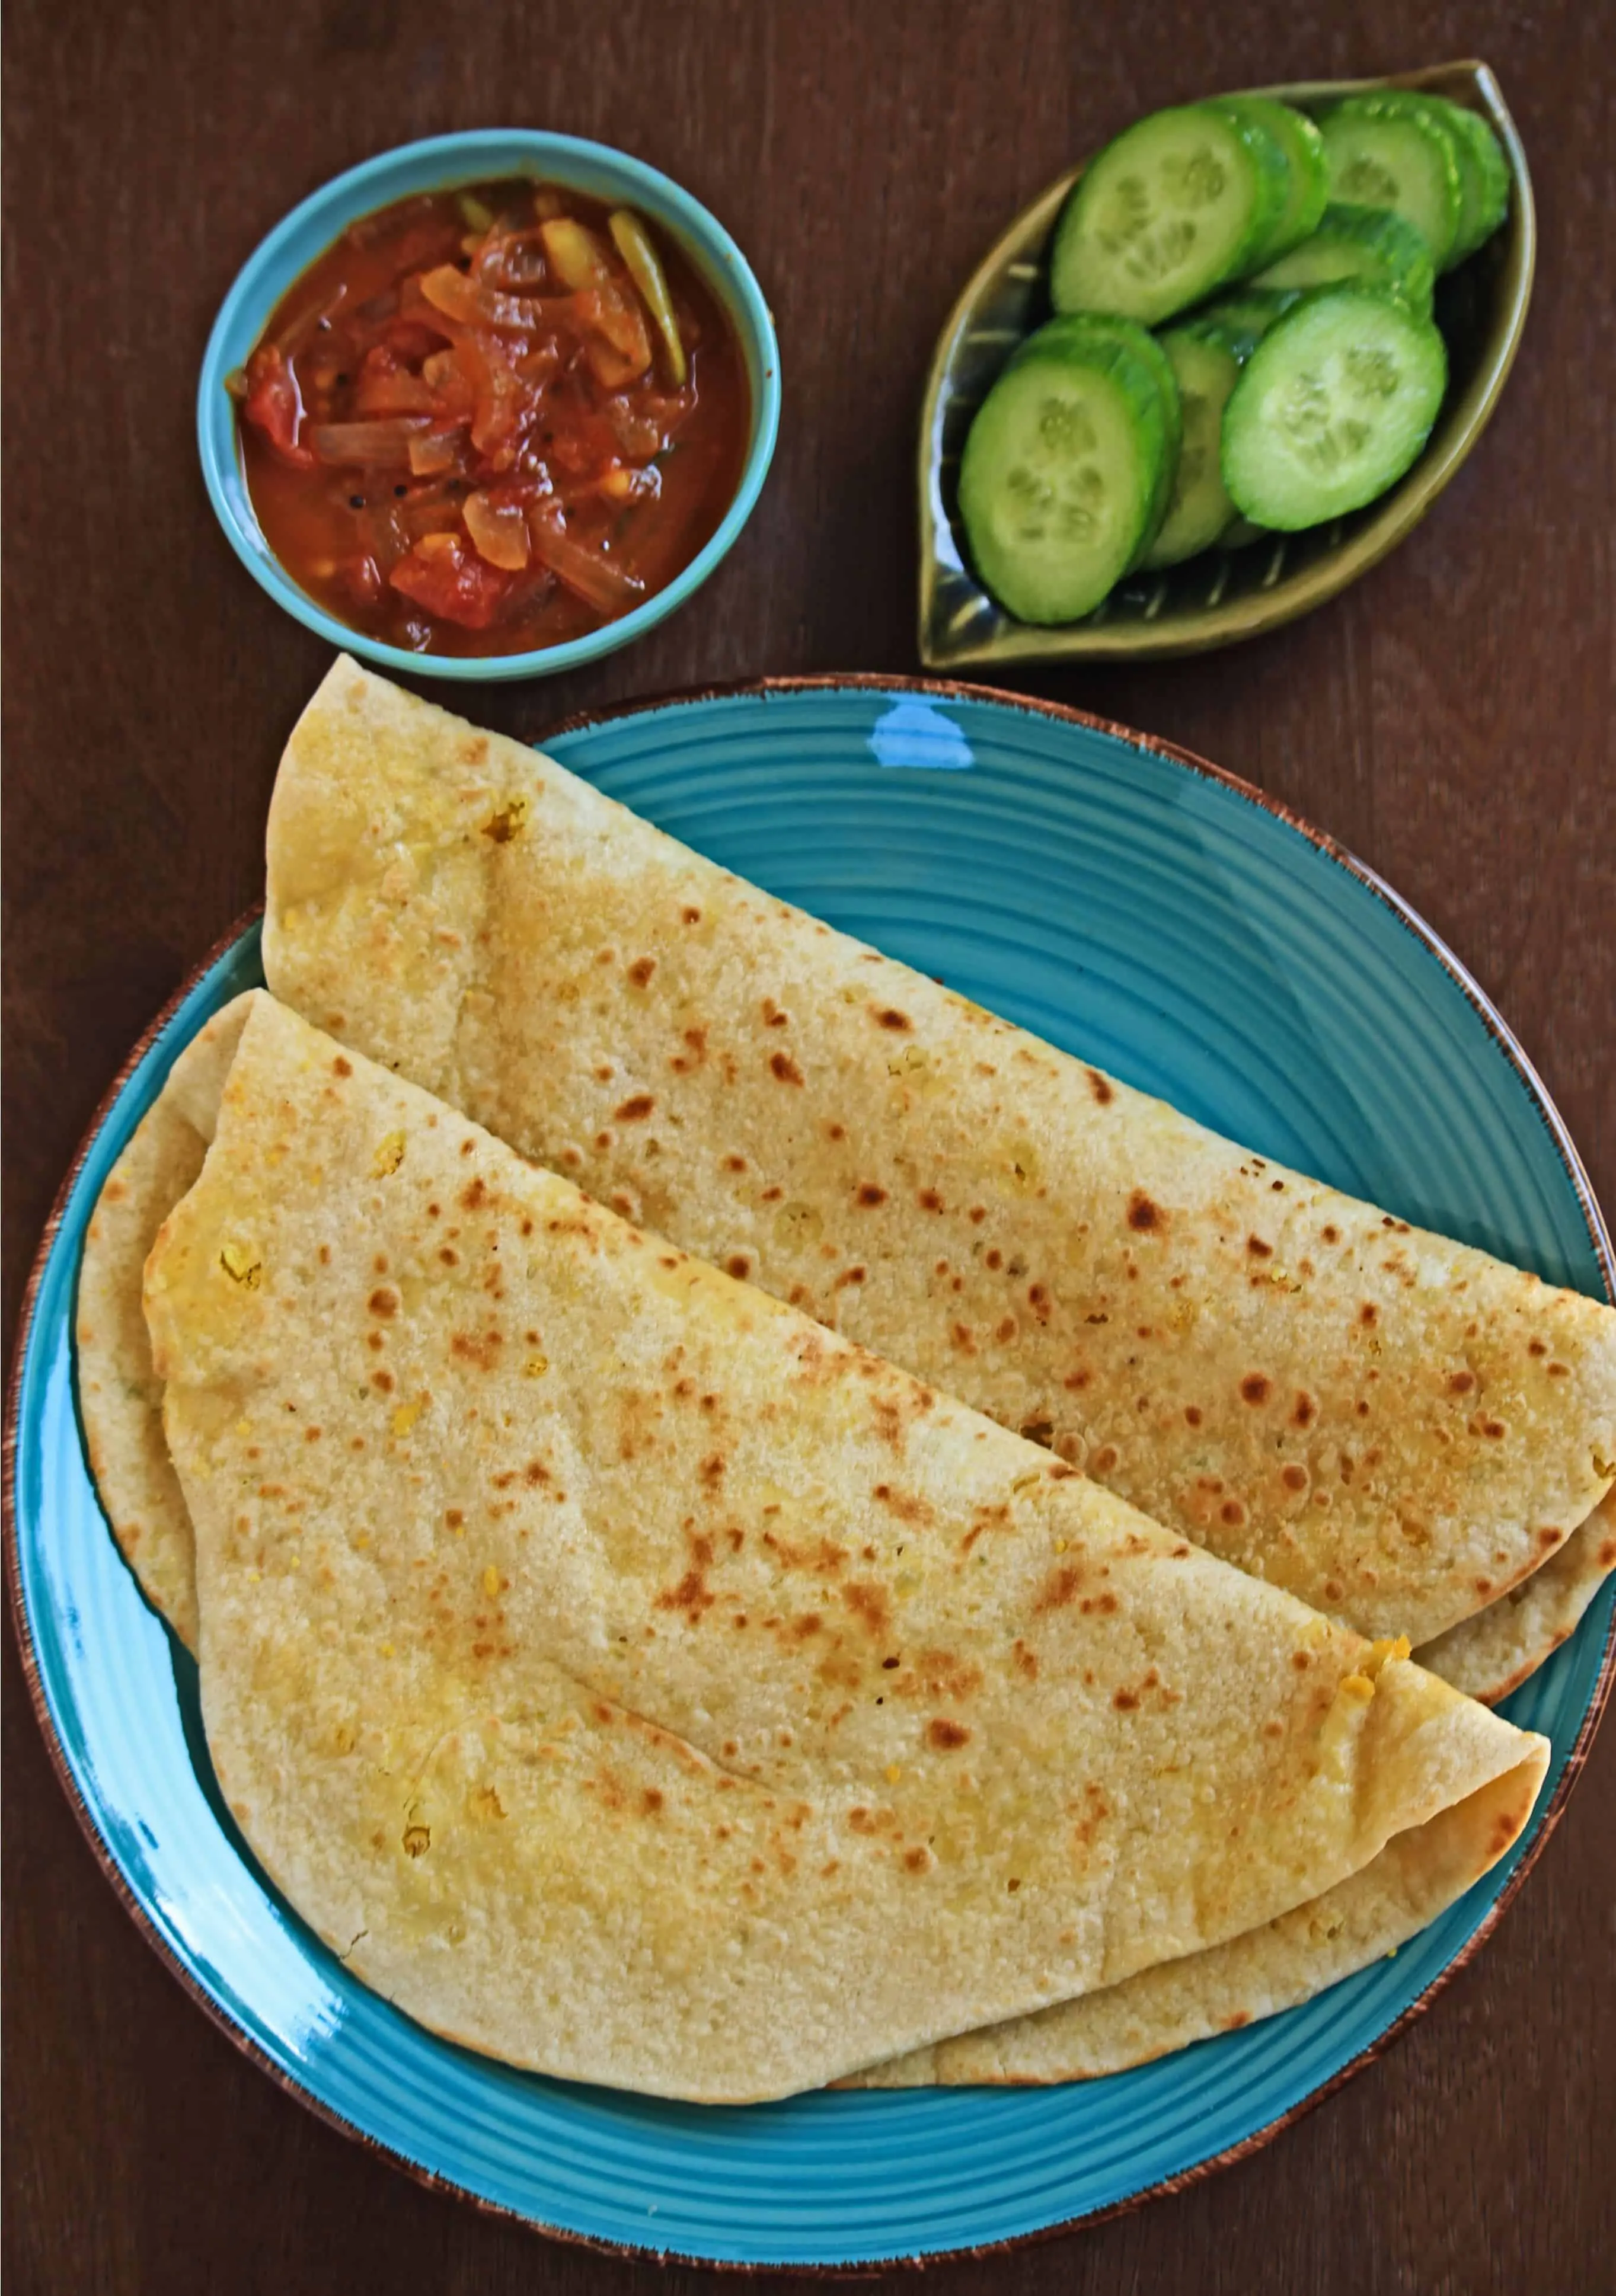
[388,535,515,629]
[241,344,314,467]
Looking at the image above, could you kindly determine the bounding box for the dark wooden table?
[5,2,1612,2288]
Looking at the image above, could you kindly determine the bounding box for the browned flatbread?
[75,996,253,1643]
[847,1757,1541,2085]
[142,994,1547,2102]
[1416,1486,1616,1702]
[258,658,1616,1671]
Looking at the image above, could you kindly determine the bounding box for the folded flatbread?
[84,1013,1616,1708]
[77,996,253,1645]
[258,658,1616,1683]
[142,994,1547,2102]
[78,997,1557,2094]
[1414,1488,1616,1702]
[847,1757,1540,2086]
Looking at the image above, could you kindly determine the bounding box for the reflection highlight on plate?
[868,696,975,771]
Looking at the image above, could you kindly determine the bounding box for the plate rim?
[5,673,1612,2270]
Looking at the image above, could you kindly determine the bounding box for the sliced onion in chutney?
[228,181,750,656]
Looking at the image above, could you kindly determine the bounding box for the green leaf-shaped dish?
[918,60,1533,667]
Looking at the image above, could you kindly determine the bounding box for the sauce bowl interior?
[198,130,781,680]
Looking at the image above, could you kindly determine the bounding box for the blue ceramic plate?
[8,681,1612,2267]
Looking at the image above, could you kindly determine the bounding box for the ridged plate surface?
[7,681,1612,2266]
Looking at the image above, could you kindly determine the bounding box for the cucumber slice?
[1056,312,1183,548]
[1155,303,1280,557]
[1187,286,1301,360]
[1253,202,1435,318]
[1140,327,1242,567]
[1427,98,1510,259]
[958,315,1178,622]
[1051,103,1289,326]
[1221,284,1448,529]
[1219,96,1328,265]
[1317,95,1464,268]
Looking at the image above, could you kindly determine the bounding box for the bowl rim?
[6,672,1612,2268]
[917,59,1535,666]
[196,128,781,682]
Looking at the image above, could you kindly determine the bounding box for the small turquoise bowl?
[197,130,781,681]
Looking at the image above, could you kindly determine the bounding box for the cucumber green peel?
[1050,311,1183,545]
[1318,94,1465,268]
[1141,328,1243,568]
[1186,286,1302,360]
[1432,100,1510,260]
[1165,294,1294,553]
[1219,96,1328,266]
[1254,202,1436,319]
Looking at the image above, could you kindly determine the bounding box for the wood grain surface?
[4,2,1612,2289]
